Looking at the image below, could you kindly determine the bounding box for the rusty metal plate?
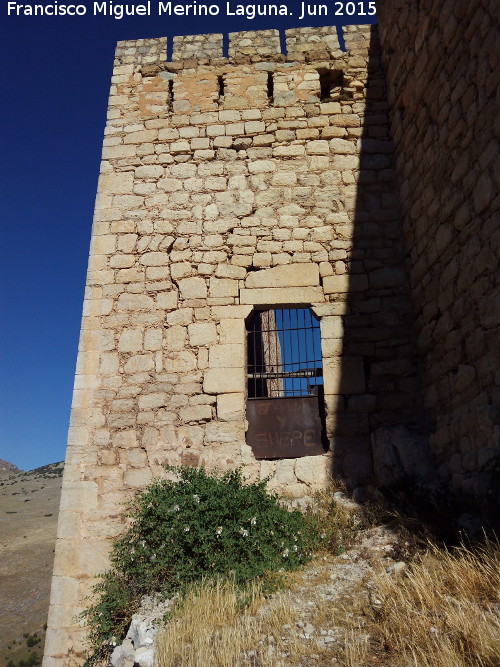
[246,396,327,459]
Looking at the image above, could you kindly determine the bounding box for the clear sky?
[0,1,376,471]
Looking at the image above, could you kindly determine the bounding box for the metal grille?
[246,308,323,398]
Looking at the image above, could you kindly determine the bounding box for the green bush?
[82,466,318,664]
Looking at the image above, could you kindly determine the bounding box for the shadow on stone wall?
[331,25,430,490]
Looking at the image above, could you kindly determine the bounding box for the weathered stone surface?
[245,263,319,289]
[240,286,324,305]
[203,367,245,394]
[217,393,245,421]
[371,426,435,488]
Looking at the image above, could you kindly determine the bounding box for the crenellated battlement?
[114,24,370,70]
[110,25,372,118]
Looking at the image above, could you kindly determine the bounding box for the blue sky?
[0,2,376,471]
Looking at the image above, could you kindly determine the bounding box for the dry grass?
[155,578,298,667]
[373,539,500,667]
[155,539,500,667]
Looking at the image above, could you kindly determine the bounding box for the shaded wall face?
[377,0,500,492]
[44,25,424,665]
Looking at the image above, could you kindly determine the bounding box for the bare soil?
[0,462,63,665]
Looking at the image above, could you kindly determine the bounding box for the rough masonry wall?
[44,25,423,665]
[377,0,500,493]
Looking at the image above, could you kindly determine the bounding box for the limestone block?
[217,393,245,421]
[209,343,245,368]
[203,367,245,394]
[329,138,357,154]
[295,456,329,486]
[135,165,164,179]
[306,140,329,155]
[166,350,197,372]
[139,252,170,266]
[323,357,365,395]
[215,264,247,279]
[372,426,434,487]
[176,425,204,448]
[113,430,138,448]
[311,302,348,317]
[123,129,157,144]
[138,393,166,409]
[320,316,343,339]
[46,575,79,606]
[59,481,97,513]
[144,328,163,351]
[240,286,324,305]
[273,145,306,157]
[98,171,134,194]
[91,234,116,255]
[178,277,208,299]
[166,308,193,326]
[245,263,319,288]
[248,160,276,173]
[165,325,187,352]
[323,275,368,293]
[55,511,81,540]
[117,293,155,311]
[188,322,217,346]
[205,421,245,443]
[124,468,153,488]
[218,318,245,344]
[53,537,110,578]
[320,102,341,114]
[211,305,253,320]
[124,354,154,373]
[119,449,148,467]
[179,405,212,422]
[369,267,406,289]
[266,459,297,488]
[209,277,239,297]
[321,338,343,357]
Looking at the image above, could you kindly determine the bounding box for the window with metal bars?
[246,308,323,398]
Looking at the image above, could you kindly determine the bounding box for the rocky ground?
[0,462,63,666]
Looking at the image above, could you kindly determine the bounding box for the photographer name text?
[7,1,376,20]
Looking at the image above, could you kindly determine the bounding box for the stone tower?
[44,3,499,661]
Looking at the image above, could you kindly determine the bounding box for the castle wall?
[377,0,500,493]
[43,24,423,664]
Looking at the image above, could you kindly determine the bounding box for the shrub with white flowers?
[81,465,318,666]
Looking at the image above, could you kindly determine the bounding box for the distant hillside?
[0,461,64,666]
[0,459,20,472]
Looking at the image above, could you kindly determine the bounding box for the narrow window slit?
[267,72,274,101]
[317,68,348,102]
[168,79,174,110]
[218,75,225,99]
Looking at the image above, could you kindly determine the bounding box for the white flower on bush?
[250,516,257,525]
[282,548,289,558]
[293,544,298,552]
[239,528,249,537]
[216,526,223,536]
[184,526,190,532]
[170,504,180,513]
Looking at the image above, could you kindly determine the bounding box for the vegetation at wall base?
[81,466,320,666]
